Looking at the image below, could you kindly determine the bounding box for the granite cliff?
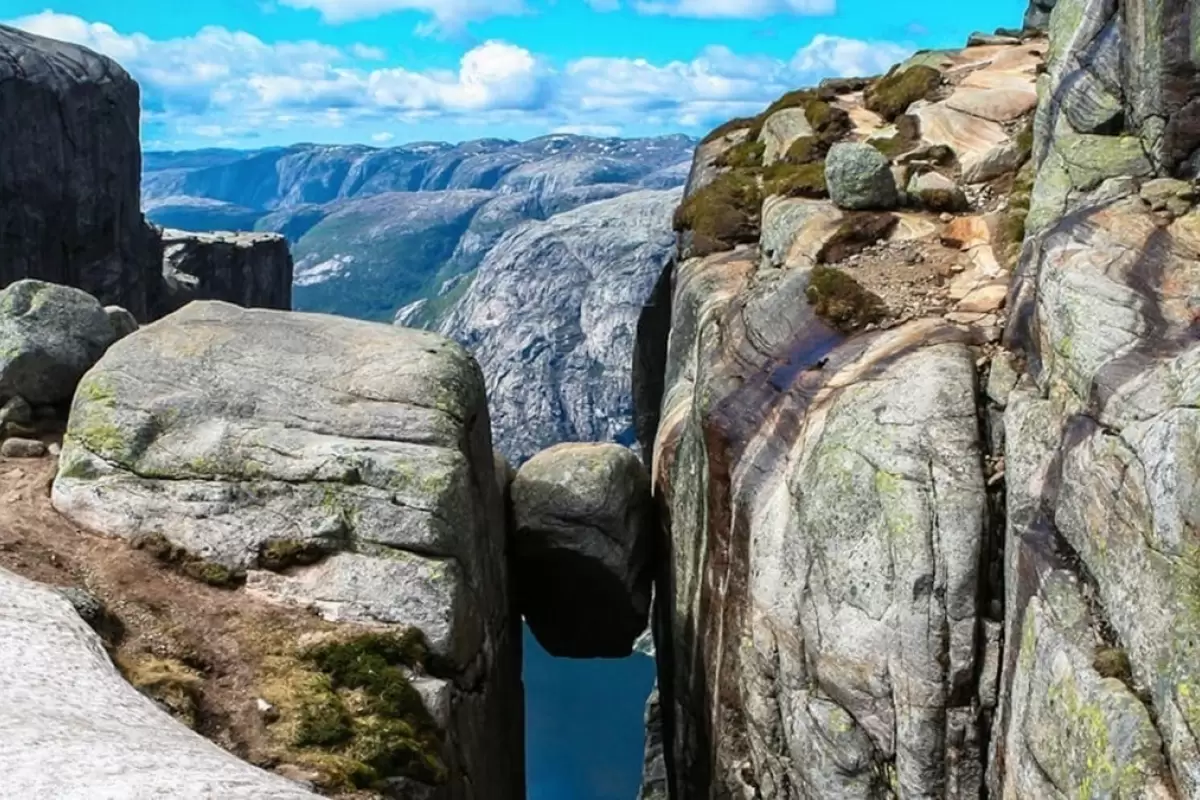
[0,24,293,321]
[633,0,1200,797]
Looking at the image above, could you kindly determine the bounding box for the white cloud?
[371,132,397,142]
[278,0,526,28]
[790,34,911,77]
[553,123,622,136]
[4,12,913,143]
[351,43,388,60]
[634,0,835,18]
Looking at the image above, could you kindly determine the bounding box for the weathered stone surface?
[1,438,46,458]
[638,686,668,800]
[51,301,522,800]
[0,396,32,427]
[0,25,162,321]
[158,229,293,317]
[511,442,653,657]
[0,567,319,799]
[639,231,989,797]
[909,170,968,211]
[1024,0,1058,29]
[0,280,116,406]
[912,102,1025,183]
[758,108,814,166]
[104,306,139,341]
[825,142,899,210]
[436,189,679,463]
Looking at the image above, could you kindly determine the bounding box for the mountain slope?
[143,135,695,323]
[434,188,681,463]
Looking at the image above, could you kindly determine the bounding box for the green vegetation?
[817,213,899,263]
[699,116,758,145]
[1093,646,1134,684]
[805,266,887,333]
[270,631,447,792]
[864,65,942,121]
[869,115,921,159]
[715,139,766,170]
[998,159,1036,267]
[132,533,245,589]
[118,654,205,728]
[258,538,330,571]
[673,170,763,257]
[763,161,828,198]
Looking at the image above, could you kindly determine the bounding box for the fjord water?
[524,624,656,799]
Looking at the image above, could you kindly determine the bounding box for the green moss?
[700,116,757,145]
[763,160,828,198]
[865,65,942,121]
[1093,646,1133,684]
[133,533,246,589]
[805,266,887,333]
[259,539,329,571]
[917,187,966,212]
[783,135,825,165]
[817,212,899,263]
[117,654,205,728]
[673,169,763,255]
[715,139,765,169]
[745,89,817,141]
[286,631,446,788]
[998,159,1036,267]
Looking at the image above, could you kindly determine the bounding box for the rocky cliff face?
[635,1,1200,796]
[0,25,162,321]
[0,26,295,324]
[435,189,680,464]
[159,229,293,316]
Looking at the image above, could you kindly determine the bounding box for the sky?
[5,0,1026,149]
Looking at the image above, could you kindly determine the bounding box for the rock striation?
[0,566,321,799]
[436,189,680,464]
[50,301,522,799]
[635,0,1200,796]
[159,229,294,315]
[510,442,655,658]
[0,24,162,321]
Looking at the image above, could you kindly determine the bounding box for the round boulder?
[0,280,116,405]
[511,442,655,658]
[826,142,900,210]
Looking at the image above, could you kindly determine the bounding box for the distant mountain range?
[141,135,695,324]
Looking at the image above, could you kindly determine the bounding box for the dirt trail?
[0,445,365,796]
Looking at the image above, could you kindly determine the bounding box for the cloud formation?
[7,12,912,145]
[278,0,526,28]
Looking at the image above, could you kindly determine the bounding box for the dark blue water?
[523,624,656,800]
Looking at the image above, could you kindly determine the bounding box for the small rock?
[0,396,32,426]
[825,142,899,211]
[1140,177,1194,216]
[48,442,61,457]
[986,351,1022,408]
[104,306,140,341]
[256,697,279,723]
[956,283,1008,313]
[941,216,992,250]
[2,421,40,440]
[1,437,46,458]
[940,212,954,223]
[909,171,968,212]
[55,587,107,628]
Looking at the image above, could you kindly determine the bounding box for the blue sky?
[6,0,1025,149]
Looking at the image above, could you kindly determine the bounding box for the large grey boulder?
[0,25,161,320]
[51,301,522,800]
[825,142,899,210]
[437,189,680,463]
[0,567,318,799]
[0,280,116,406]
[510,442,654,657]
[158,229,293,316]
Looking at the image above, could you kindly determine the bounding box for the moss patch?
[258,539,330,572]
[865,65,942,121]
[998,158,1036,267]
[763,161,828,198]
[132,534,245,589]
[118,654,205,728]
[673,169,763,256]
[1093,646,1134,684]
[715,139,765,169]
[700,116,757,145]
[817,212,899,263]
[264,630,446,793]
[805,266,887,333]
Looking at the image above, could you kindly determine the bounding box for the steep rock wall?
[0,25,162,320]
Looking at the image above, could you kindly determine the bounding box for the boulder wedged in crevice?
[510,442,655,658]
